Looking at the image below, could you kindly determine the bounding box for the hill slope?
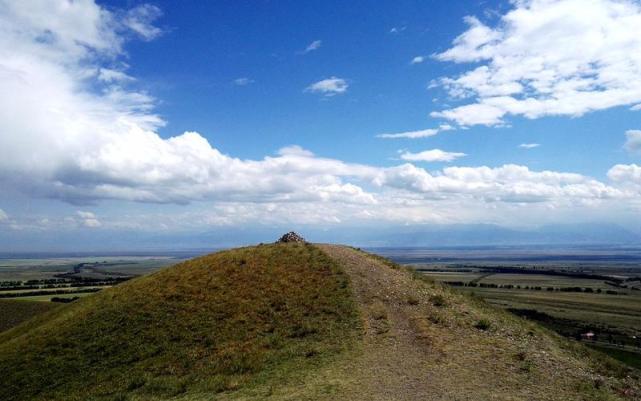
[0,243,639,401]
[307,245,640,400]
[0,243,359,401]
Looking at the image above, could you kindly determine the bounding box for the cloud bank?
[2,0,641,230]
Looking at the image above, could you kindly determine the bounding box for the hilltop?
[0,242,639,400]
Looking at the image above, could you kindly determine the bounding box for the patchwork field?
[0,255,187,330]
[415,268,641,368]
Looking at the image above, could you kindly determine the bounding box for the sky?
[2,0,641,250]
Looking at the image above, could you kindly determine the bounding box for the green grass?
[0,243,359,401]
[458,287,641,333]
[588,345,641,371]
[0,299,60,332]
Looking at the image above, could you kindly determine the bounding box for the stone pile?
[276,231,306,243]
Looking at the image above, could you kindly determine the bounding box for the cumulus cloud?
[377,124,453,139]
[400,149,467,163]
[624,130,641,154]
[608,164,641,185]
[431,0,641,126]
[378,163,626,204]
[519,143,540,149]
[411,56,425,65]
[302,40,322,53]
[305,77,348,96]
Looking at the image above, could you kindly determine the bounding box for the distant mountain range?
[335,223,641,247]
[2,223,639,253]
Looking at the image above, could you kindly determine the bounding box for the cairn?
[276,231,306,243]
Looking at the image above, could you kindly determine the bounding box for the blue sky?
[125,0,640,174]
[2,0,641,250]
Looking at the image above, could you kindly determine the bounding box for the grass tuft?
[474,319,492,331]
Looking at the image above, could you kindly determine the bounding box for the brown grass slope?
[0,243,359,401]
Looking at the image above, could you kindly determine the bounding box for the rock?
[277,232,306,243]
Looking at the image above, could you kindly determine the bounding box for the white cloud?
[389,26,406,34]
[378,128,439,139]
[607,164,641,194]
[233,77,254,86]
[378,163,626,204]
[432,0,641,126]
[98,68,135,83]
[305,77,348,96]
[609,164,641,183]
[0,209,7,222]
[400,149,467,163]
[77,211,101,228]
[624,130,641,154]
[3,1,641,230]
[411,56,425,65]
[519,143,540,149]
[122,4,163,41]
[302,40,322,53]
[377,124,453,139]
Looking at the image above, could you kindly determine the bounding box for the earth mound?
[0,243,357,401]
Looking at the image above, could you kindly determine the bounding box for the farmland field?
[0,252,202,332]
[373,246,641,369]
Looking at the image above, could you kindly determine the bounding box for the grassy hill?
[0,299,60,332]
[0,243,639,401]
[0,243,359,401]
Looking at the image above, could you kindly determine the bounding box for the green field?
[420,269,641,368]
[0,256,179,282]
[0,256,183,306]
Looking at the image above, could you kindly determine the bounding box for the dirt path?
[317,245,438,400]
[306,245,637,401]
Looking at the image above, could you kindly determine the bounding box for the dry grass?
[0,243,359,401]
[0,299,60,332]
